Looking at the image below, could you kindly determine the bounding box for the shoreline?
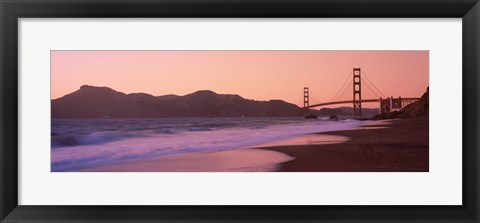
[76,148,294,172]
[74,133,349,172]
[263,118,428,172]
[75,118,428,172]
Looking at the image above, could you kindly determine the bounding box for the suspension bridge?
[303,67,421,117]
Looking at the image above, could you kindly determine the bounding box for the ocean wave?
[51,118,365,171]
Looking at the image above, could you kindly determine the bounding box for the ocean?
[51,117,362,171]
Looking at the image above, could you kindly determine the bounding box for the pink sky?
[51,51,428,108]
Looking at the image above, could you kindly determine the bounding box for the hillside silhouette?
[51,85,379,119]
[52,85,302,118]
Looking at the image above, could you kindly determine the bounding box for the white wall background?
[18,18,462,205]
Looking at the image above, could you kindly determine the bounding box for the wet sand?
[77,148,294,172]
[264,118,429,172]
[78,118,428,172]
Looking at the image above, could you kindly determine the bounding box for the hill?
[51,85,306,118]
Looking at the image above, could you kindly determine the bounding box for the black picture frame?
[1,0,479,222]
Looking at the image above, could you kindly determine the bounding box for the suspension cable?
[331,80,353,102]
[310,91,324,104]
[326,70,353,102]
[361,70,386,98]
[306,69,387,105]
[361,78,381,98]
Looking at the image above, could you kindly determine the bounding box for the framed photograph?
[1,0,479,222]
[49,50,430,173]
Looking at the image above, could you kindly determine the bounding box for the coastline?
[265,118,429,172]
[75,118,428,172]
[76,148,294,172]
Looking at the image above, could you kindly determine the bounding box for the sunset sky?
[51,51,428,108]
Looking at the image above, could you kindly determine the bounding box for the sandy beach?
[266,118,429,172]
[76,118,428,172]
[77,148,294,172]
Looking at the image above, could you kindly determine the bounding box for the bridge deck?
[306,98,421,108]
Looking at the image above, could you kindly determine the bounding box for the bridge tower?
[303,87,309,112]
[352,67,362,116]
